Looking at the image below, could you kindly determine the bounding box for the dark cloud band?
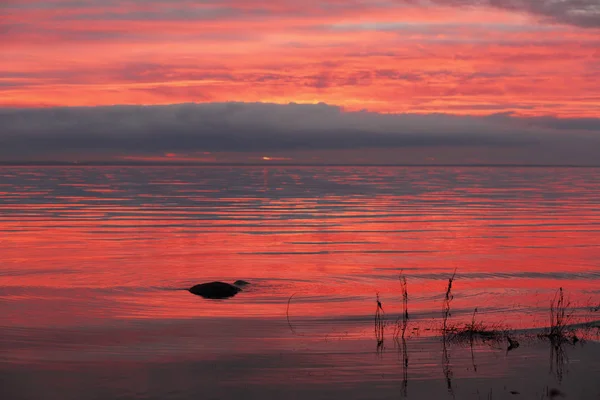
[3,0,599,28]
[1,102,599,163]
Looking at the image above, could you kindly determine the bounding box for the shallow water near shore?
[1,166,600,399]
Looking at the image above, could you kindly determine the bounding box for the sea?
[1,166,600,399]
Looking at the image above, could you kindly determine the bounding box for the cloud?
[1,102,599,164]
[2,1,598,114]
[4,0,599,28]
[449,0,600,28]
[333,1,598,29]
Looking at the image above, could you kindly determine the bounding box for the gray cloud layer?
[4,0,599,28]
[424,0,600,28]
[1,102,599,164]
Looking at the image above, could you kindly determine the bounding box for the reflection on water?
[1,166,600,399]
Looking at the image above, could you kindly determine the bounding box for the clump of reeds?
[550,288,569,336]
[442,269,457,335]
[459,308,486,340]
[468,308,479,333]
[543,287,575,342]
[438,270,508,345]
[375,292,385,345]
[445,307,506,344]
[393,273,409,339]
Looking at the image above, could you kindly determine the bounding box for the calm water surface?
[1,166,600,399]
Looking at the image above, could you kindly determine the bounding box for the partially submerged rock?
[188,281,249,299]
[233,280,250,287]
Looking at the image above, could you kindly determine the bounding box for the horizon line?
[1,161,600,168]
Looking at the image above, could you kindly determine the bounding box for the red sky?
[2,0,599,117]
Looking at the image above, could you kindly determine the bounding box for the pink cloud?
[1,0,598,116]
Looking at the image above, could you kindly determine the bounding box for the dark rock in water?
[507,335,520,352]
[233,280,250,287]
[189,281,241,299]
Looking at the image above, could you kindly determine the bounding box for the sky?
[1,0,599,164]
